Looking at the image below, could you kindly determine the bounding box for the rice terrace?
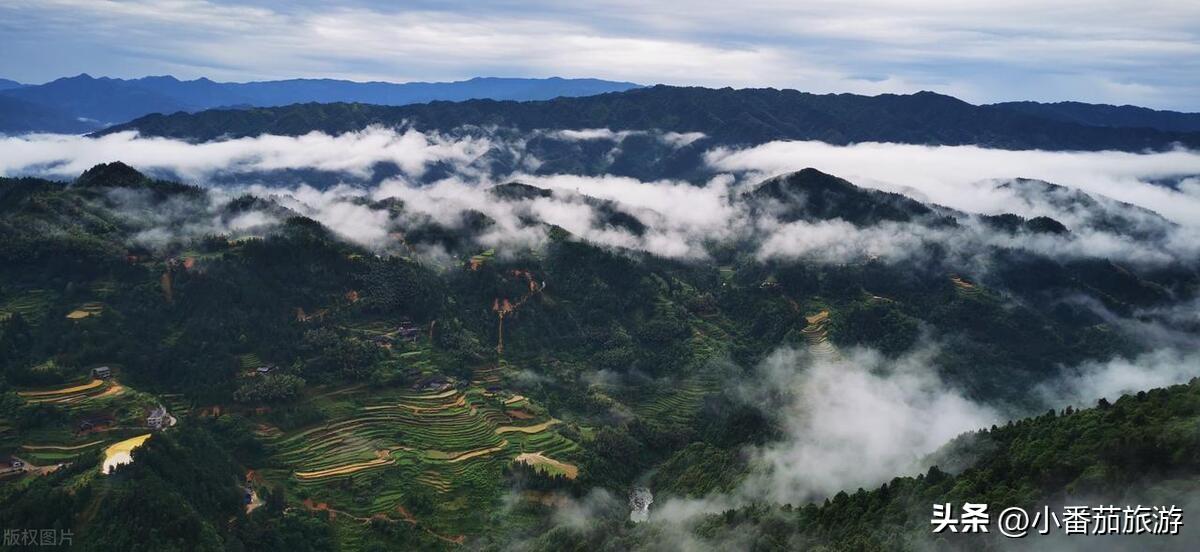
[259,358,584,541]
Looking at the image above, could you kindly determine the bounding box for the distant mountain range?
[0,74,641,133]
[100,85,1200,152]
[4,74,1200,151]
[992,101,1200,133]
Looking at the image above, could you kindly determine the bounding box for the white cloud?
[737,345,1002,504]
[1036,348,1200,409]
[3,130,1198,265]
[549,128,638,141]
[707,140,1200,226]
[0,128,491,182]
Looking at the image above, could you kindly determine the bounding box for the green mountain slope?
[0,164,1196,550]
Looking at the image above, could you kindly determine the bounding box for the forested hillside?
[0,163,1195,550]
[520,379,1200,551]
[99,86,1200,151]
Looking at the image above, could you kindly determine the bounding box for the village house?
[413,375,451,393]
[396,319,422,342]
[91,366,112,379]
[76,413,115,434]
[146,405,169,430]
[256,364,276,375]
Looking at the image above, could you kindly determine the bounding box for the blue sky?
[2,0,1198,110]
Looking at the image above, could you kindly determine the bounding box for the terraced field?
[65,301,105,320]
[950,275,984,298]
[515,452,579,479]
[89,280,117,297]
[159,394,192,421]
[295,450,398,480]
[472,364,503,387]
[468,248,496,270]
[634,371,721,427]
[16,379,127,410]
[496,419,559,434]
[802,309,840,360]
[345,319,402,338]
[265,384,581,525]
[10,377,160,466]
[14,374,147,412]
[15,377,143,416]
[0,289,55,324]
[18,379,104,399]
[238,353,264,371]
[15,440,106,467]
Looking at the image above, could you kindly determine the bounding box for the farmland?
[0,289,55,324]
[65,301,105,320]
[7,375,166,467]
[254,366,582,536]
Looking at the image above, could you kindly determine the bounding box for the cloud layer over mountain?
[2,129,1198,267]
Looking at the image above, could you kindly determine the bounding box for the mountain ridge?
[96,85,1200,152]
[0,74,642,131]
[991,100,1200,133]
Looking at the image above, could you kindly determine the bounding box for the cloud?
[754,214,1190,268]
[3,127,1199,548]
[0,128,492,182]
[736,345,1003,504]
[647,339,1200,535]
[4,130,1200,267]
[270,184,393,246]
[1036,348,1200,409]
[549,128,637,141]
[707,140,1200,226]
[544,129,707,149]
[550,488,625,529]
[4,1,1200,108]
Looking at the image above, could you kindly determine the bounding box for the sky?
[1,0,1198,110]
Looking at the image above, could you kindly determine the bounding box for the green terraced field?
[238,353,264,371]
[6,376,165,472]
[0,289,56,324]
[634,371,720,427]
[263,383,582,529]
